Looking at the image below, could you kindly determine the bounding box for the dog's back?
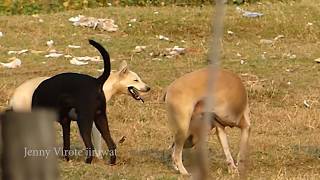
[32,39,111,114]
[32,73,102,110]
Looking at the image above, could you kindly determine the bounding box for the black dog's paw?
[109,156,116,165]
[85,157,93,164]
[109,149,117,165]
[64,156,70,162]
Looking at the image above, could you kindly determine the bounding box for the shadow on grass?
[128,146,229,174]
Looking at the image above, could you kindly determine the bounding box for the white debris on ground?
[261,52,267,59]
[260,35,285,45]
[166,46,185,55]
[128,18,137,27]
[227,30,234,35]
[0,32,3,37]
[307,22,313,26]
[165,46,186,58]
[32,14,44,23]
[314,58,320,63]
[8,49,28,55]
[260,39,273,44]
[0,58,21,68]
[157,35,170,41]
[149,46,186,59]
[30,50,45,54]
[130,18,137,23]
[236,7,263,18]
[64,55,72,58]
[149,52,160,58]
[45,52,63,58]
[69,15,118,32]
[46,40,54,47]
[68,45,81,49]
[133,46,146,53]
[283,53,296,59]
[274,34,284,41]
[70,59,88,66]
[71,56,101,62]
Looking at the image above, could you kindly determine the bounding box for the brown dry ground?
[0,0,319,179]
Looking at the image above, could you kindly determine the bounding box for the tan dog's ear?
[119,60,129,74]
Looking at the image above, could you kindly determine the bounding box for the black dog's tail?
[89,39,111,85]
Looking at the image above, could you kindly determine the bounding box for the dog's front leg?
[237,110,251,177]
[61,119,71,161]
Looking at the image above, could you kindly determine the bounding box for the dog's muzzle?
[128,87,144,103]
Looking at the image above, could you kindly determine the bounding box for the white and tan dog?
[164,67,250,175]
[9,61,150,158]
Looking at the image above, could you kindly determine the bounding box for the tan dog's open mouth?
[128,87,144,103]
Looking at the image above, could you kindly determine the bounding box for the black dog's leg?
[77,113,95,164]
[94,113,116,165]
[60,118,71,161]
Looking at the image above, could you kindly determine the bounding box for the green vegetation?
[0,0,281,15]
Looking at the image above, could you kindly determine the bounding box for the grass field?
[0,0,320,179]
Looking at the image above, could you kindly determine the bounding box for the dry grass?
[0,0,320,179]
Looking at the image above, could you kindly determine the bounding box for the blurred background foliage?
[0,0,297,15]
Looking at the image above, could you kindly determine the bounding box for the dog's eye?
[134,79,139,82]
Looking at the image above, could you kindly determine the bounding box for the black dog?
[32,40,116,164]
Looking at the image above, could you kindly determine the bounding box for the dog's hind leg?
[172,130,189,175]
[60,118,71,161]
[91,124,103,159]
[216,124,238,173]
[167,104,191,175]
[94,112,116,165]
[237,106,251,176]
[77,112,95,164]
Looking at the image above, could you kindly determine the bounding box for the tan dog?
[9,61,150,158]
[164,67,250,175]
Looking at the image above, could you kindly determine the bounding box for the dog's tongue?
[135,90,144,103]
[139,97,144,103]
[129,87,144,103]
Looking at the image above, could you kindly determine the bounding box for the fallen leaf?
[118,136,126,144]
